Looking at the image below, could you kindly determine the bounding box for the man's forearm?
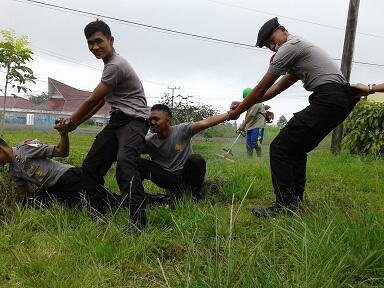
[236,85,268,115]
[70,98,100,124]
[70,82,110,124]
[54,133,69,157]
[192,112,229,133]
[239,115,251,129]
[263,74,298,101]
[74,99,105,127]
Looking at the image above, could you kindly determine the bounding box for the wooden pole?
[331,0,360,154]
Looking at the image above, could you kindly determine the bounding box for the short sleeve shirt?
[144,123,194,174]
[101,52,150,119]
[245,103,266,130]
[268,35,347,91]
[8,139,73,188]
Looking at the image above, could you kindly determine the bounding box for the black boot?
[255,145,262,157]
[146,193,176,205]
[246,146,253,158]
[251,203,286,218]
[125,204,147,234]
[251,197,301,218]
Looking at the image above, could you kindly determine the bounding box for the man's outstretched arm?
[192,112,230,134]
[229,73,297,114]
[228,73,279,120]
[262,73,298,101]
[56,83,110,134]
[70,82,110,124]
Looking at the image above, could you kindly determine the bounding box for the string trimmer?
[216,129,246,163]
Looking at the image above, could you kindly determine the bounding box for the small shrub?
[344,100,384,156]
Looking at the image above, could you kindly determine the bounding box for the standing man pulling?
[56,20,149,231]
[228,17,359,217]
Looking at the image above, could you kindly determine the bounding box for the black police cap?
[256,17,280,47]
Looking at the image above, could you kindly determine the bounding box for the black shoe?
[255,146,262,157]
[192,183,205,202]
[124,224,144,235]
[251,203,295,218]
[146,194,176,206]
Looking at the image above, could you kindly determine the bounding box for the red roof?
[0,96,35,110]
[33,99,65,111]
[48,78,92,100]
[47,78,110,114]
[1,78,110,115]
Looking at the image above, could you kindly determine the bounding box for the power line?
[14,0,267,51]
[205,0,384,40]
[332,58,384,68]
[10,0,384,69]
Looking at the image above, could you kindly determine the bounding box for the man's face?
[87,32,114,59]
[149,110,171,134]
[265,28,287,52]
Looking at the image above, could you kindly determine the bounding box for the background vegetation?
[344,100,384,157]
[0,129,383,287]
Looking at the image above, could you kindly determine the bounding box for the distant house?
[0,78,110,126]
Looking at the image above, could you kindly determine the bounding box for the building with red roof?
[0,78,110,126]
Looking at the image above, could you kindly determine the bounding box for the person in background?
[238,88,266,157]
[258,104,274,144]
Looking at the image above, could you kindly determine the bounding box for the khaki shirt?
[8,139,72,188]
[245,103,266,130]
[268,35,346,91]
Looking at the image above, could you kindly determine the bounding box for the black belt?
[109,110,148,125]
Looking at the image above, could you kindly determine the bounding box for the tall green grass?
[0,130,383,287]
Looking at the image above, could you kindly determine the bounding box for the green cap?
[242,87,252,99]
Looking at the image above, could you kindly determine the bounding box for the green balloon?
[243,87,252,99]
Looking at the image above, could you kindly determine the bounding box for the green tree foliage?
[28,92,49,104]
[277,115,287,128]
[0,29,36,131]
[344,100,384,156]
[160,93,219,124]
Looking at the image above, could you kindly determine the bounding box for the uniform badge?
[175,144,183,153]
[35,169,44,177]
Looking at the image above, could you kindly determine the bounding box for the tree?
[159,92,218,124]
[277,115,287,128]
[28,92,49,104]
[0,29,36,132]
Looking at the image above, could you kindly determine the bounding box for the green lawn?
[0,130,383,287]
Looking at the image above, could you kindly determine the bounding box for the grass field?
[0,129,383,287]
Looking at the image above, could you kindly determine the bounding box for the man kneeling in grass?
[0,125,120,212]
[139,104,230,205]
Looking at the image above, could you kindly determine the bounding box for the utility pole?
[167,86,180,108]
[331,0,360,154]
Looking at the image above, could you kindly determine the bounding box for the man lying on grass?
[138,104,230,205]
[0,123,120,212]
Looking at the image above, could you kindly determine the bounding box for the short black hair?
[151,104,172,118]
[0,137,9,148]
[84,19,112,39]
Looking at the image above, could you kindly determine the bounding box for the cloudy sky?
[1,0,384,123]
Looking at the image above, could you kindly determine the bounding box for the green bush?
[344,100,384,156]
